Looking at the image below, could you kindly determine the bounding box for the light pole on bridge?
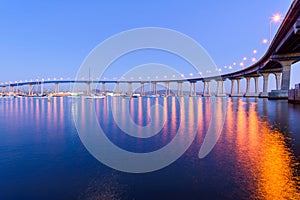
[269,13,282,45]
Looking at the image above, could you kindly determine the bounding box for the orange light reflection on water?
[256,123,300,199]
[227,98,300,199]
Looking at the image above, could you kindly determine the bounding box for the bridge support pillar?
[230,78,243,97]
[177,81,183,96]
[202,80,211,97]
[152,82,157,95]
[165,82,170,96]
[140,82,145,96]
[230,79,235,95]
[254,76,259,96]
[127,82,133,96]
[189,82,196,96]
[280,60,293,90]
[115,82,120,96]
[101,82,106,95]
[259,73,269,98]
[216,80,226,97]
[86,82,91,96]
[274,72,281,90]
[269,58,297,99]
[237,79,241,95]
[244,77,251,97]
[244,76,259,97]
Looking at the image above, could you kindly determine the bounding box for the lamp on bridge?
[269,13,282,44]
[260,38,268,56]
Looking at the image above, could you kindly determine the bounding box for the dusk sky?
[1,0,299,88]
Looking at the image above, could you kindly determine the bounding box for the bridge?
[1,0,300,99]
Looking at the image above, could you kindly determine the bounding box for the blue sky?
[0,0,299,89]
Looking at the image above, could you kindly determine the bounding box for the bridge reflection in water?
[0,96,300,199]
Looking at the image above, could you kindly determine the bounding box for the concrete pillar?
[245,77,251,96]
[274,73,281,90]
[193,82,196,96]
[221,80,225,95]
[207,82,211,96]
[260,73,269,98]
[230,79,235,95]
[115,82,120,95]
[254,76,259,95]
[140,82,145,96]
[86,82,91,96]
[230,78,243,97]
[189,82,196,96]
[245,76,259,97]
[153,82,157,95]
[101,82,106,94]
[268,70,288,99]
[203,81,211,97]
[278,60,293,90]
[128,82,133,96]
[177,82,183,96]
[269,59,297,99]
[216,80,226,97]
[165,82,170,96]
[237,79,241,94]
[216,81,220,95]
[203,81,206,96]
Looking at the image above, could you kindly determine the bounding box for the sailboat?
[84,68,105,99]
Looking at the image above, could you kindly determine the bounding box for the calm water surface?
[0,96,300,199]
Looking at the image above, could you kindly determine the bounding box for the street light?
[260,38,268,56]
[269,13,282,44]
